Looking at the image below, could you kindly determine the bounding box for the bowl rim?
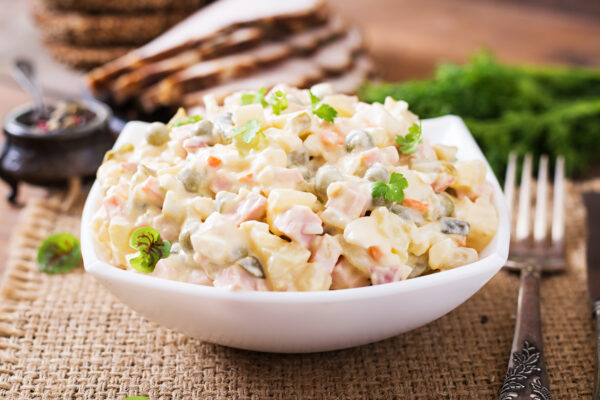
[81,114,510,304]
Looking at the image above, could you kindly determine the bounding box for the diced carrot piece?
[239,172,254,183]
[207,155,222,167]
[402,198,429,212]
[368,246,384,262]
[452,236,467,247]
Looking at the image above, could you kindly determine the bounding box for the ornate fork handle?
[500,265,551,400]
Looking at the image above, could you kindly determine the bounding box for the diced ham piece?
[103,194,125,220]
[360,146,399,167]
[188,269,213,286]
[309,234,342,272]
[183,136,208,151]
[226,191,268,226]
[273,205,323,247]
[432,173,456,193]
[369,265,411,285]
[209,169,235,192]
[151,214,180,242]
[120,162,138,173]
[213,265,269,291]
[331,258,370,289]
[140,176,164,206]
[321,181,371,229]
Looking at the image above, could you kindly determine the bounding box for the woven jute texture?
[0,181,597,400]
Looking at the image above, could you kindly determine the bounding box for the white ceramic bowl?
[81,115,510,353]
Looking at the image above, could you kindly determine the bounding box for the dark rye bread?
[109,26,266,104]
[32,2,192,46]
[180,28,365,107]
[141,24,358,111]
[44,41,133,70]
[87,0,328,94]
[127,18,342,110]
[111,18,345,106]
[39,0,206,13]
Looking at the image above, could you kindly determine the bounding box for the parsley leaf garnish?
[309,90,338,123]
[241,87,268,107]
[269,90,288,115]
[37,233,82,274]
[371,172,409,203]
[228,118,262,143]
[128,227,171,274]
[172,115,202,127]
[227,118,265,153]
[395,121,423,155]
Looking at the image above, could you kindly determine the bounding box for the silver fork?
[499,153,565,400]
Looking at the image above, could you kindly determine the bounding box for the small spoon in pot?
[12,58,48,120]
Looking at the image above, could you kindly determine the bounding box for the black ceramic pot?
[0,99,114,203]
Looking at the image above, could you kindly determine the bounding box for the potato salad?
[92,84,498,291]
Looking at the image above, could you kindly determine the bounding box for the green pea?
[146,122,169,146]
[178,168,202,193]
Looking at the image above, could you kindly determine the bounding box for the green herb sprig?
[359,51,600,176]
[37,233,82,274]
[371,172,409,203]
[309,91,338,123]
[241,88,288,115]
[172,115,202,127]
[270,90,288,115]
[128,227,171,273]
[228,118,262,143]
[396,121,422,155]
[241,88,269,107]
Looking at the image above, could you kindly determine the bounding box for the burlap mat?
[0,181,597,400]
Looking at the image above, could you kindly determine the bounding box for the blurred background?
[0,0,598,263]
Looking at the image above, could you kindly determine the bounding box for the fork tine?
[515,153,533,241]
[504,152,518,219]
[533,155,549,242]
[552,156,565,244]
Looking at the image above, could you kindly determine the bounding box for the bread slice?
[32,2,191,46]
[326,55,375,94]
[138,18,345,110]
[38,0,206,13]
[87,0,327,93]
[44,41,134,70]
[179,28,364,107]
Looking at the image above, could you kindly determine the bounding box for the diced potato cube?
[189,197,216,220]
[241,221,317,291]
[433,144,458,161]
[162,191,186,223]
[429,238,478,270]
[233,104,266,127]
[452,160,487,189]
[455,196,498,251]
[267,189,317,226]
[108,216,135,265]
[322,94,355,118]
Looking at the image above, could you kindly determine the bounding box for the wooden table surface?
[0,0,598,274]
